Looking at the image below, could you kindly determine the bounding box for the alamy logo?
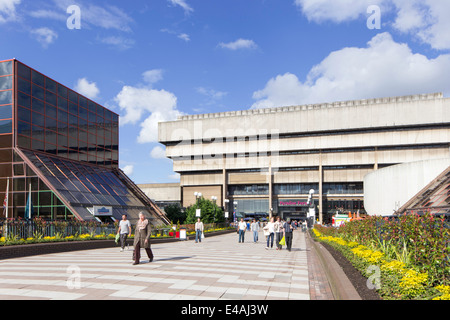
[66,265,81,289]
[67,5,81,30]
[367,5,381,30]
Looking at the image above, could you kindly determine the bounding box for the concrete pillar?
[268,165,273,219]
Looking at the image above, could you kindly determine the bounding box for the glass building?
[0,59,169,224]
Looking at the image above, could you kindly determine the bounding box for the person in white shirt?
[274,217,284,250]
[195,218,204,243]
[117,214,131,251]
[264,217,275,249]
[238,218,247,243]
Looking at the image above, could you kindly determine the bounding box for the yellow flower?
[399,269,428,297]
[1,237,6,242]
[381,260,406,275]
[26,237,34,241]
[435,285,450,295]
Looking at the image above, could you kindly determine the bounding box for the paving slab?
[0,229,335,300]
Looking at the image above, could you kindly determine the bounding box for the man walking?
[117,214,131,251]
[283,218,294,252]
[195,218,204,243]
[238,218,247,243]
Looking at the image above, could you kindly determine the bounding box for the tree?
[185,197,225,224]
[164,204,185,224]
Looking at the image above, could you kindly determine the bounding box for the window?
[32,84,45,101]
[0,91,12,105]
[0,105,12,119]
[0,61,12,76]
[45,78,57,93]
[32,98,44,114]
[32,70,45,87]
[18,92,31,108]
[0,76,13,91]
[0,119,12,134]
[18,63,31,80]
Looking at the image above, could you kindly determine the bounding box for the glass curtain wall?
[15,61,118,168]
[0,60,14,216]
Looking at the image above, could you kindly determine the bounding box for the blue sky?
[1,0,450,184]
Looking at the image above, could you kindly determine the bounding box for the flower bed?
[312,221,450,300]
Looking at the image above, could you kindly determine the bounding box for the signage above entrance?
[278,200,308,207]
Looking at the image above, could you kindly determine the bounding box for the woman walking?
[132,212,153,265]
[274,217,284,250]
[264,217,275,250]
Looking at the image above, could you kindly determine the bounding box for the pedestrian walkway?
[0,230,326,300]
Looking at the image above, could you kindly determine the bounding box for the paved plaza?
[0,230,322,300]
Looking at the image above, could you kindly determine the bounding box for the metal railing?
[0,219,233,240]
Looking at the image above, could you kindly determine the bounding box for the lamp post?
[211,196,217,227]
[233,200,238,225]
[194,192,202,218]
[307,189,315,229]
[224,199,229,224]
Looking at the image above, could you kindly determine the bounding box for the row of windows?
[17,90,117,127]
[16,109,117,142]
[172,143,450,162]
[17,62,118,121]
[228,183,364,196]
[228,184,269,195]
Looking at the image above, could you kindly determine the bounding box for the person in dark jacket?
[283,218,294,252]
[132,212,153,265]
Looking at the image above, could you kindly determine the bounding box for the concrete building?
[158,92,450,223]
[364,157,450,216]
[137,183,181,209]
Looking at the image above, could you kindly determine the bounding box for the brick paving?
[0,230,333,300]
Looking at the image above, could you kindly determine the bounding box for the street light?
[194,192,202,217]
[224,199,230,223]
[233,201,238,225]
[211,196,217,225]
[307,189,315,228]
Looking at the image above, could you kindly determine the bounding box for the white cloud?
[294,0,385,23]
[75,78,100,99]
[121,165,134,176]
[294,0,450,50]
[0,0,20,23]
[31,27,58,48]
[114,70,182,144]
[150,146,166,159]
[142,69,164,85]
[178,33,190,42]
[161,28,191,42]
[30,0,133,32]
[391,0,450,50]
[167,0,193,14]
[197,87,227,100]
[100,36,135,50]
[218,38,257,50]
[251,32,450,109]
